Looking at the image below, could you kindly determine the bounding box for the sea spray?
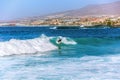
[0,35,57,56]
[61,37,77,45]
[55,36,77,45]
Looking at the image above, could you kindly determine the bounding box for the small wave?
[55,27,80,29]
[50,27,57,29]
[0,35,57,56]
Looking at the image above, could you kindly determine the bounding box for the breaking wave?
[0,34,77,56]
[0,35,57,56]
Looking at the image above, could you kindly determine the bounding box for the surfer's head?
[56,36,62,44]
[58,38,62,42]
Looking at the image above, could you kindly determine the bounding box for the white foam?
[0,35,57,56]
[57,36,77,45]
[50,26,57,29]
[0,55,120,80]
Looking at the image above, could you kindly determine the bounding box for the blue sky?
[0,0,119,21]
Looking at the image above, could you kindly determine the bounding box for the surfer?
[57,38,62,44]
[56,37,62,55]
[56,37,62,50]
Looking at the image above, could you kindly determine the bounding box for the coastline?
[0,25,120,28]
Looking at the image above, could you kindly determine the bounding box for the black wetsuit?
[57,39,62,49]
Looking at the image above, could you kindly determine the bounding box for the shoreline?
[0,23,120,28]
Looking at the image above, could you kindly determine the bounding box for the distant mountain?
[15,1,120,23]
[48,1,120,17]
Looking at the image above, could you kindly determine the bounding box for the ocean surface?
[0,26,120,80]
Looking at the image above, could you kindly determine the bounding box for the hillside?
[48,1,120,17]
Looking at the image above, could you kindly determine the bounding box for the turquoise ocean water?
[0,26,120,80]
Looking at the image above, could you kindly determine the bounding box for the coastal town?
[0,15,120,27]
[0,0,120,27]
